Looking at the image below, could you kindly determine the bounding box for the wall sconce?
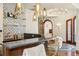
[7,3,22,19]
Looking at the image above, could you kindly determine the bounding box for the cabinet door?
[10,49,23,56]
[3,47,23,56]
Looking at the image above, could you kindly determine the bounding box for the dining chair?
[47,36,63,56]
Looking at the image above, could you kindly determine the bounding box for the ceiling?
[23,3,79,10]
[3,3,79,13]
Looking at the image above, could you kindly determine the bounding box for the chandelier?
[33,3,47,21]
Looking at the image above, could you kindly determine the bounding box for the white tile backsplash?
[3,17,26,39]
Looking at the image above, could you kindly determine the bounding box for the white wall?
[25,9,38,34]
[47,8,77,41]
[0,3,3,43]
[76,9,79,50]
[3,3,39,34]
[3,3,39,42]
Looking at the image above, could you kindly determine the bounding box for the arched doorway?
[43,19,53,39]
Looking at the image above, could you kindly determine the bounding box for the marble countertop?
[3,38,46,49]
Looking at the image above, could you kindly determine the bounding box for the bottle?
[14,34,18,40]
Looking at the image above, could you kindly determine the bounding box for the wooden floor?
[47,50,79,56]
[0,48,79,56]
[0,52,79,56]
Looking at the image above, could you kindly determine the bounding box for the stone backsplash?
[3,17,26,39]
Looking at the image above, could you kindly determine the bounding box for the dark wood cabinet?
[3,46,23,56]
[3,34,43,56]
[3,41,46,56]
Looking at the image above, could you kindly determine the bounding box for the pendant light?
[43,8,47,18]
[7,3,23,19]
[33,3,47,21]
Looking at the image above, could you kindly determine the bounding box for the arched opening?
[43,19,53,39]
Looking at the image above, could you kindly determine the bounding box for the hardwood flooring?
[47,50,79,56]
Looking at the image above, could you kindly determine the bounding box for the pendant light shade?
[15,3,22,12]
[33,3,47,21]
[43,8,47,17]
